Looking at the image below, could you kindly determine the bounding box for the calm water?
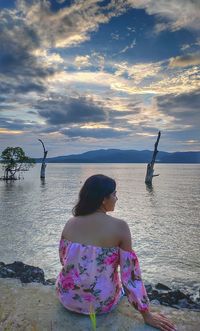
[0,164,199,292]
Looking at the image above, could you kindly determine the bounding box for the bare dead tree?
[145,131,161,185]
[38,139,48,179]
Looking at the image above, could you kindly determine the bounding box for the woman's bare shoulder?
[61,216,76,236]
[106,215,130,234]
[64,216,76,226]
[107,215,132,249]
[67,216,76,223]
[107,214,127,226]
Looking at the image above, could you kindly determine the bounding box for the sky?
[0,0,199,158]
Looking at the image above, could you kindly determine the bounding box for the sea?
[0,163,199,295]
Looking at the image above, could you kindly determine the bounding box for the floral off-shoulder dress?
[56,239,149,315]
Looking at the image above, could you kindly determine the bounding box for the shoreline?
[1,261,199,312]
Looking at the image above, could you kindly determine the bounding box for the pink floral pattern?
[56,239,149,315]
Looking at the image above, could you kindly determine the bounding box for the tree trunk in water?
[38,139,48,179]
[145,131,161,185]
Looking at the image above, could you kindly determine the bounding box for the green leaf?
[89,305,96,331]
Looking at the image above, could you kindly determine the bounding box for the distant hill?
[35,149,200,163]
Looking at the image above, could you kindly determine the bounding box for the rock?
[169,290,194,306]
[45,278,56,285]
[158,292,175,306]
[178,298,190,308]
[153,289,199,310]
[146,285,200,310]
[148,289,159,301]
[145,283,153,293]
[150,299,160,305]
[0,261,45,284]
[188,303,200,311]
[155,283,171,291]
[0,267,16,278]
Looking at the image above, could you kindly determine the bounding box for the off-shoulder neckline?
[60,238,133,253]
[60,238,118,250]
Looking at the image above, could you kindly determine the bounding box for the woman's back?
[61,212,122,249]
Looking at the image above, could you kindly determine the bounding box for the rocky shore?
[1,261,200,330]
[1,261,199,311]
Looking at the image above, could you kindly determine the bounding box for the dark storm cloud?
[0,80,45,96]
[60,127,130,139]
[156,91,200,144]
[156,91,200,123]
[35,93,137,138]
[0,96,6,103]
[0,117,39,131]
[37,96,107,125]
[0,7,55,96]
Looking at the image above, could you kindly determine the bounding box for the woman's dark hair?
[72,174,116,216]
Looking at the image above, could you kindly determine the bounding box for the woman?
[56,174,176,330]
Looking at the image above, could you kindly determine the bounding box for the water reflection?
[145,182,159,210]
[40,178,46,187]
[145,183,154,194]
[1,180,16,190]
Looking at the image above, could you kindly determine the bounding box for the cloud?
[34,93,137,140]
[169,53,200,67]
[60,126,130,139]
[1,0,198,101]
[114,62,162,84]
[0,128,23,135]
[74,55,91,69]
[147,66,199,95]
[119,39,136,54]
[1,0,199,155]
[17,0,126,49]
[128,0,200,32]
[156,91,200,116]
[0,116,39,133]
[45,58,199,97]
[111,33,120,40]
[180,44,191,51]
[0,5,56,96]
[155,91,200,140]
[0,79,46,96]
[90,53,105,71]
[31,49,64,65]
[37,96,107,125]
[34,93,142,139]
[1,0,127,97]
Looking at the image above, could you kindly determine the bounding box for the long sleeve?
[119,248,150,312]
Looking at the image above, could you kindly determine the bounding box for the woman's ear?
[101,198,108,212]
[102,197,108,205]
[102,199,105,205]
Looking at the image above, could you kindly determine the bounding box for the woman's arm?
[119,220,176,331]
